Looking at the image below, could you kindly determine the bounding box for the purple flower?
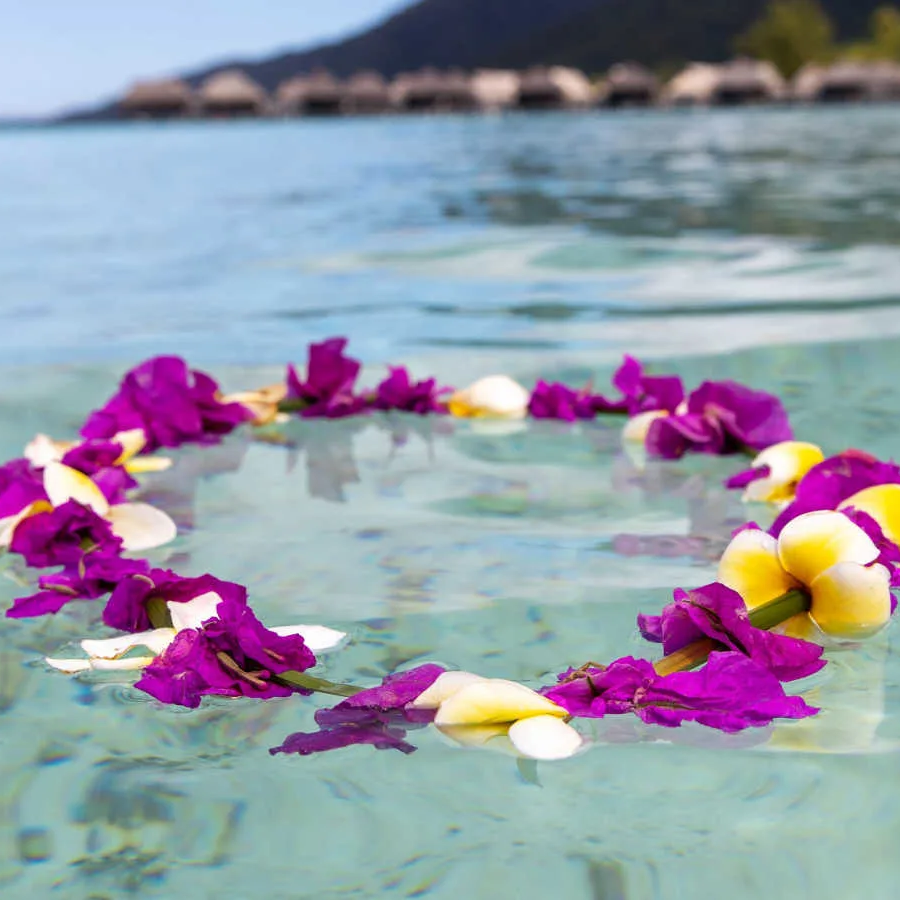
[268,664,445,757]
[7,554,149,618]
[611,356,686,415]
[771,451,900,536]
[103,569,248,633]
[81,356,252,452]
[135,595,316,708]
[543,652,817,733]
[61,439,138,505]
[528,381,599,421]
[9,501,121,568]
[370,366,451,415]
[637,582,825,682]
[285,338,365,418]
[0,459,47,518]
[647,381,792,460]
[724,465,772,490]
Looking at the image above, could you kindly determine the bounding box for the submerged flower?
[543,652,817,733]
[370,366,451,415]
[718,511,893,639]
[640,380,792,460]
[637,582,825,682]
[448,375,530,420]
[725,441,825,504]
[81,356,252,451]
[285,338,365,418]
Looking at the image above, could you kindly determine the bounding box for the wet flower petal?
[838,483,900,547]
[809,562,892,639]
[733,441,825,504]
[507,715,584,760]
[448,376,529,419]
[43,462,109,516]
[717,528,801,609]
[622,410,669,443]
[410,670,487,709]
[167,591,224,631]
[777,511,878,587]
[434,679,567,726]
[105,502,177,552]
[269,624,347,652]
[81,628,177,660]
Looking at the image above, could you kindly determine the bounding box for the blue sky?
[0,1,410,117]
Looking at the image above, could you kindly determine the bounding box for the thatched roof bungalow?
[198,69,268,117]
[343,71,392,114]
[712,59,785,105]
[391,68,475,112]
[119,78,194,118]
[793,61,900,103]
[598,63,658,108]
[662,63,720,106]
[515,66,593,109]
[469,70,520,111]
[276,71,344,116]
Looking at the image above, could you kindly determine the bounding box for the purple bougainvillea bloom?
[370,366,451,415]
[6,554,150,618]
[337,663,446,711]
[81,356,252,452]
[544,652,817,732]
[724,464,772,491]
[528,381,599,421]
[610,356,686,415]
[647,381,792,460]
[103,569,248,633]
[637,582,825,682]
[61,439,138,504]
[267,664,445,757]
[135,595,316,708]
[285,338,366,419]
[9,500,121,568]
[0,459,47,518]
[771,450,900,536]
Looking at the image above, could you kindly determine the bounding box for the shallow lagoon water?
[0,109,899,897]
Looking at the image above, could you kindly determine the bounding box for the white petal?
[44,462,109,515]
[809,561,893,640]
[448,375,529,419]
[743,441,824,504]
[410,671,488,709]
[622,410,669,444]
[24,434,71,468]
[45,657,92,674]
[106,502,177,551]
[91,656,157,671]
[270,624,347,652]
[124,456,173,474]
[508,715,584,760]
[0,500,52,547]
[434,679,568,727]
[81,628,176,660]
[112,429,147,463]
[168,591,223,631]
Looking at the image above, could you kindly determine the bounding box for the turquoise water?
[0,109,899,897]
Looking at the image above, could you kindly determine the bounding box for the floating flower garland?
[2,339,896,764]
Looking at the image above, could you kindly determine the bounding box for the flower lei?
[4,338,897,763]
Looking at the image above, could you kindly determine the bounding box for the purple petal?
[338,663,446,711]
[725,465,772,490]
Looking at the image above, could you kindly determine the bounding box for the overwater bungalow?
[391,68,476,112]
[469,70,520,112]
[198,70,268,117]
[119,78,194,119]
[711,59,785,105]
[662,63,721,106]
[343,71,392,114]
[793,61,900,103]
[598,63,658,108]
[515,66,593,110]
[277,72,344,116]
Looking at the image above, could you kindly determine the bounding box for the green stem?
[275,670,363,698]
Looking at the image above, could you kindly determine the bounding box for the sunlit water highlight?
[0,109,898,898]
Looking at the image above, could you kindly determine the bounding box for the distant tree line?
[736,0,900,76]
